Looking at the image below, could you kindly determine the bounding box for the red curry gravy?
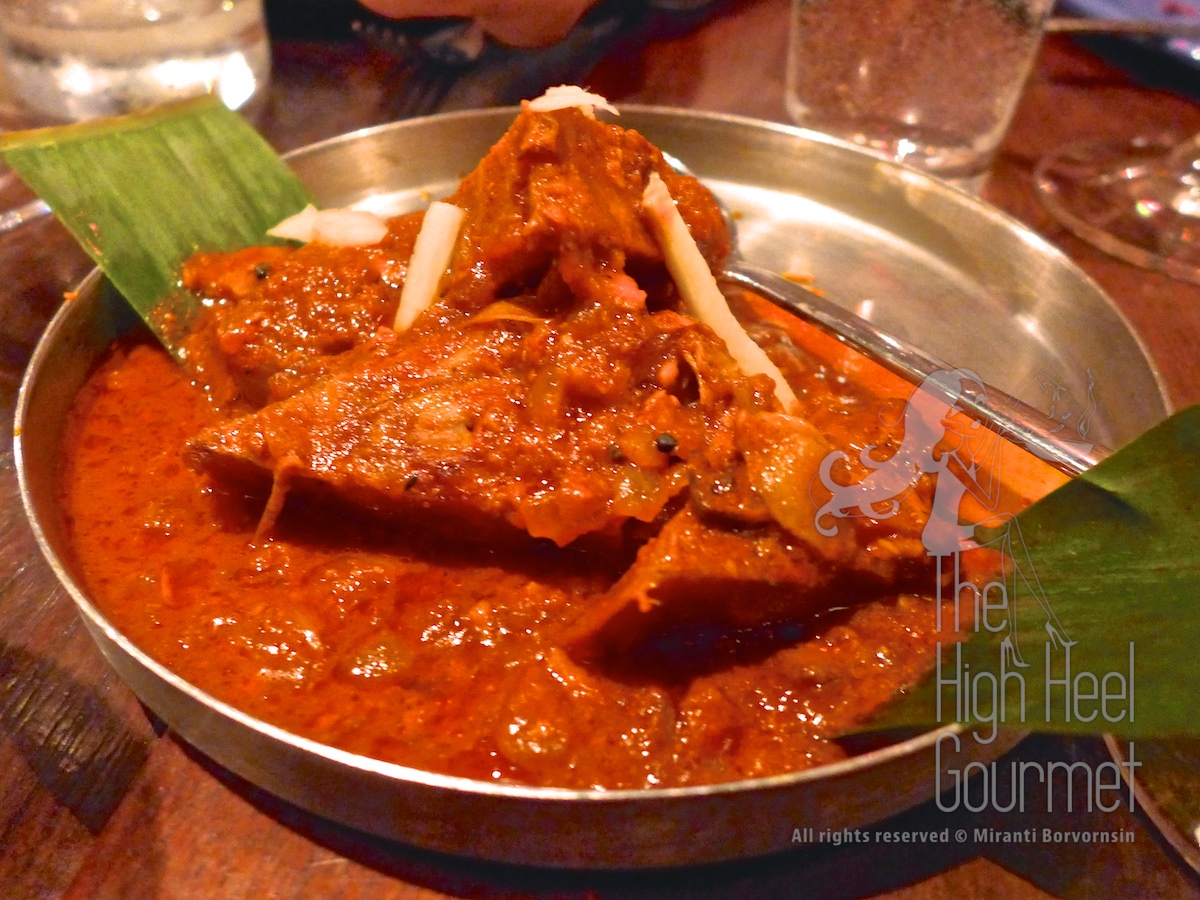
[63,311,982,790]
[55,106,1059,791]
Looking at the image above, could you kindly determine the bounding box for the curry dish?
[58,102,1038,789]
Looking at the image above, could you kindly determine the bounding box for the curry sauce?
[62,316,954,789]
[55,103,1035,790]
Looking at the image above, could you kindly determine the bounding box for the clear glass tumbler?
[0,0,271,123]
[785,0,1053,192]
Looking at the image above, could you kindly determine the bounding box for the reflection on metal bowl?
[14,108,1169,868]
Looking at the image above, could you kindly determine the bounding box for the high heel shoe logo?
[813,366,1095,662]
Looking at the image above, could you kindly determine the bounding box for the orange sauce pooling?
[59,292,1063,790]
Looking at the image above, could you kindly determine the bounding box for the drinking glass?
[785,0,1054,193]
[0,0,271,124]
[1035,133,1200,284]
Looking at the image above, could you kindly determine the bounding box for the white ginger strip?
[268,203,389,247]
[525,85,618,119]
[392,201,465,332]
[311,208,389,246]
[642,172,798,412]
[267,204,319,242]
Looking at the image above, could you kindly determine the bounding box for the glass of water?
[785,0,1053,193]
[0,0,271,124]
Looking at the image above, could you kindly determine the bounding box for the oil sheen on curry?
[59,98,1044,790]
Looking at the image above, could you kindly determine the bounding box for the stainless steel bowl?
[15,108,1169,868]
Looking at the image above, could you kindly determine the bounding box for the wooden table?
[3,1,1200,896]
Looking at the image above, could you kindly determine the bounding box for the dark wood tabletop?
[4,1,1200,896]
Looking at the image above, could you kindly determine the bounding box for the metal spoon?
[662,151,1104,476]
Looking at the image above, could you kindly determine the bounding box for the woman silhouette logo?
[813,368,1073,667]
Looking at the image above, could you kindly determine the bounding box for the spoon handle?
[723,262,1105,476]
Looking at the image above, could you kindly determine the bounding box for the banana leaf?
[0,96,311,355]
[871,403,1200,739]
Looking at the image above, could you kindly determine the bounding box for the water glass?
[0,0,271,124]
[786,0,1053,192]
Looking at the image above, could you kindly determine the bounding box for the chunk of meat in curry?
[184,106,934,647]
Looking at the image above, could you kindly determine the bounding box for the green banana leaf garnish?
[870,404,1200,739]
[0,96,311,355]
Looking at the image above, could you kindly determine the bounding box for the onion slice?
[642,172,798,412]
[392,201,465,332]
[525,85,618,119]
[267,204,319,242]
[311,208,389,247]
[267,203,389,247]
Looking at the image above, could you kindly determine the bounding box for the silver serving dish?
[15,108,1169,868]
